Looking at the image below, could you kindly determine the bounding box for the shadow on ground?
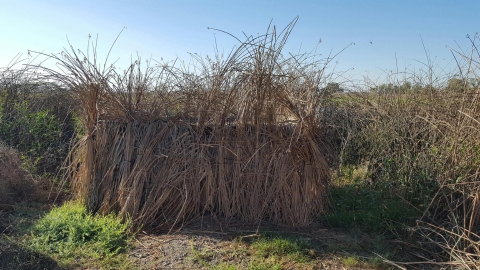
[0,239,61,270]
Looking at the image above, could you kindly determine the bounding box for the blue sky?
[1,1,479,84]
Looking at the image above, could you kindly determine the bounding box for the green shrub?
[0,101,59,154]
[0,97,75,174]
[29,201,132,266]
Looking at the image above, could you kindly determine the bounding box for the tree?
[321,82,343,95]
[446,78,467,93]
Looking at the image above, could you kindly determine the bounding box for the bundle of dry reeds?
[39,18,332,231]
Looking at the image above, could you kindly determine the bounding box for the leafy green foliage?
[0,88,77,174]
[28,201,133,268]
[342,256,360,267]
[0,101,60,156]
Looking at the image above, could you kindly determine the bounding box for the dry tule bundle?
[42,18,333,232]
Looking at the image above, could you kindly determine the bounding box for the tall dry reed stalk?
[411,33,480,269]
[37,18,333,231]
[324,33,480,268]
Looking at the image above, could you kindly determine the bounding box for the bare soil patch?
[129,216,389,269]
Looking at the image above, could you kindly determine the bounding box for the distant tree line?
[369,78,480,94]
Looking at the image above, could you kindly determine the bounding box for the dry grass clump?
[0,142,31,207]
[39,18,332,231]
[0,142,52,208]
[412,34,480,269]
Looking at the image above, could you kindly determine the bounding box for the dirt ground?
[0,203,408,270]
[128,216,388,270]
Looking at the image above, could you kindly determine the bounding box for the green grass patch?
[27,201,135,269]
[326,166,421,234]
[250,235,312,263]
[190,232,316,270]
[243,233,315,269]
[341,255,391,269]
[326,185,419,233]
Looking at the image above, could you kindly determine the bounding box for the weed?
[190,238,213,267]
[251,235,311,262]
[247,260,282,270]
[214,264,237,270]
[28,201,134,269]
[244,233,316,269]
[342,255,360,266]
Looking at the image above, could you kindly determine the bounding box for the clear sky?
[1,0,479,85]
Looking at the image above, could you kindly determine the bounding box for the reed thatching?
[41,18,332,231]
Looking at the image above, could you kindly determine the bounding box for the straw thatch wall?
[72,119,328,231]
[45,18,334,231]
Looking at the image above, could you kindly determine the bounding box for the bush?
[29,201,132,263]
[0,101,60,159]
[0,86,76,174]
